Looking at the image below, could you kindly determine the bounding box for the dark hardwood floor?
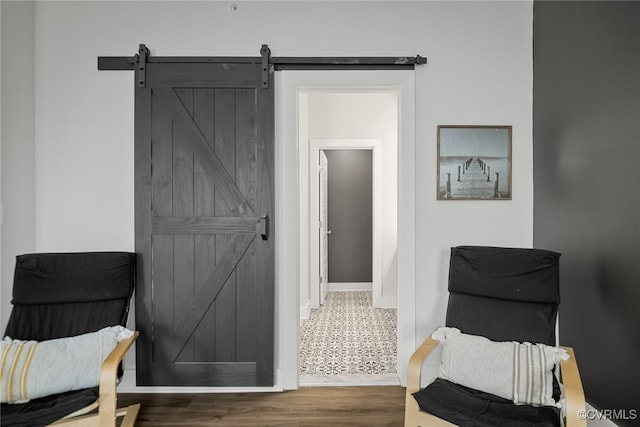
[118,386,406,426]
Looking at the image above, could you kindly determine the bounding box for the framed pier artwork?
[437,125,512,200]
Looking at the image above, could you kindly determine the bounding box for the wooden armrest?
[560,346,586,427]
[98,331,139,426]
[407,334,441,394]
[102,332,138,374]
[50,332,140,427]
[405,333,441,427]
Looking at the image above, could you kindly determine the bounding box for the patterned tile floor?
[299,291,398,384]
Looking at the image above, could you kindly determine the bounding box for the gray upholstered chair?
[1,252,140,427]
[405,246,585,427]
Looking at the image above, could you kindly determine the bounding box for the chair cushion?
[0,387,99,427]
[448,246,560,304]
[432,327,567,407]
[446,293,558,346]
[446,246,561,346]
[4,299,129,342]
[5,252,136,343]
[12,252,135,305]
[412,378,561,427]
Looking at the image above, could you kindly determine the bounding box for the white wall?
[1,1,36,330]
[1,1,533,387]
[415,1,534,379]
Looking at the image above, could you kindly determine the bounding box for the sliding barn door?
[135,62,274,386]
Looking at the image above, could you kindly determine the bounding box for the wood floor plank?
[117,386,406,426]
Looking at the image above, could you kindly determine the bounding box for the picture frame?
[437,125,512,200]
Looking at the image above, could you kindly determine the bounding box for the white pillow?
[1,326,134,404]
[432,327,568,407]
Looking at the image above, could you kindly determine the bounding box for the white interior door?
[319,151,329,305]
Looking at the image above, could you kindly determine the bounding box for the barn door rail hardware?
[137,44,149,88]
[98,44,427,88]
[261,44,270,88]
[270,54,427,70]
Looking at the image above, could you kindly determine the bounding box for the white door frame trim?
[275,70,416,389]
[307,139,382,309]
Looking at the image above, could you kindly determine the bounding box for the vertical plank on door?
[235,88,258,362]
[255,65,275,385]
[173,88,196,362]
[151,91,173,218]
[214,88,238,362]
[152,235,174,364]
[192,88,217,362]
[150,90,175,365]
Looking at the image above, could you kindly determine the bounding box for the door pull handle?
[258,213,269,241]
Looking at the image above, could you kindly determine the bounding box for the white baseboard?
[328,282,372,291]
[375,295,398,308]
[300,373,400,387]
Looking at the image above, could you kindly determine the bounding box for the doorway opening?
[276,69,416,391]
[308,143,382,310]
[298,89,399,385]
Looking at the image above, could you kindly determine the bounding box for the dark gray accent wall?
[533,2,640,423]
[326,150,373,283]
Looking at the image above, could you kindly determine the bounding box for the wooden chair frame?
[50,332,141,427]
[404,334,587,427]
